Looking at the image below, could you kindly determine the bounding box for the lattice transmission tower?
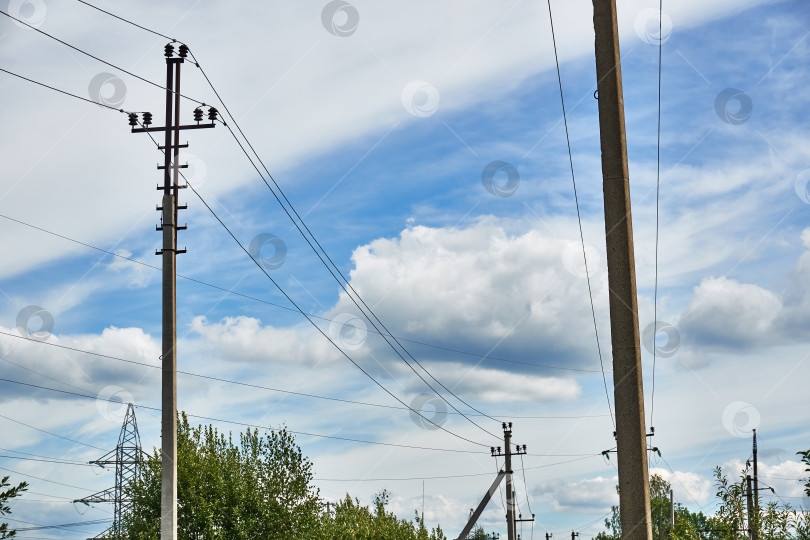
[74,402,142,538]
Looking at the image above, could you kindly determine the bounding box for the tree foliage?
[596,456,810,540]
[121,412,322,538]
[317,490,446,540]
[0,476,28,539]
[120,413,448,539]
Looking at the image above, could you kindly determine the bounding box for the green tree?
[317,490,446,540]
[595,474,713,540]
[121,412,322,538]
[0,476,28,539]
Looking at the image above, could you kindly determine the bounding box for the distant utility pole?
[752,429,759,514]
[571,532,579,540]
[129,42,216,540]
[746,475,756,540]
[591,1,653,539]
[546,533,552,540]
[456,423,531,540]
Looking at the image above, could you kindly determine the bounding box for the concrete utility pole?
[129,42,216,540]
[746,475,755,540]
[591,1,653,539]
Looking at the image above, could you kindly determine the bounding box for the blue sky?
[1,0,809,537]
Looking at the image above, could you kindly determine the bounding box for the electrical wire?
[2,325,604,423]
[75,0,176,42]
[0,9,205,106]
[316,455,599,482]
[129,118,494,447]
[55,7,511,427]
[545,0,614,429]
[202,110,502,439]
[0,213,608,375]
[519,453,535,516]
[0,68,131,114]
[650,0,664,431]
[0,454,99,468]
[0,376,487,454]
[0,413,105,452]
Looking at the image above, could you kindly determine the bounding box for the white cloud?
[539,474,618,513]
[680,276,783,348]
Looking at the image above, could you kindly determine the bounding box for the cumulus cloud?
[188,315,339,366]
[539,475,618,513]
[331,219,610,372]
[650,468,713,506]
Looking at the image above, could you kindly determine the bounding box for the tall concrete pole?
[160,49,180,540]
[591,1,652,539]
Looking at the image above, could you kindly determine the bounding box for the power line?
[545,0,614,429]
[0,212,608,375]
[182,176,491,447]
[0,68,130,114]
[200,65,503,433]
[1,327,607,426]
[75,0,176,42]
[650,0,665,431]
[0,376,487,454]
[0,454,99,467]
[201,109,502,439]
[57,0,504,438]
[0,9,204,106]
[131,108,494,447]
[0,412,105,452]
[129,97,498,445]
